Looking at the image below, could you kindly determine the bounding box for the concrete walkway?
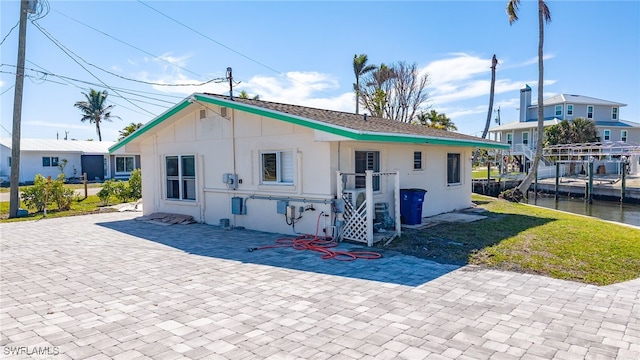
[1,212,638,359]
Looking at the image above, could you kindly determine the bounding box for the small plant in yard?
[21,174,48,212]
[97,179,116,206]
[113,181,131,203]
[49,174,78,210]
[128,168,142,200]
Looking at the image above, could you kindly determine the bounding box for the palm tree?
[74,89,118,141]
[571,117,599,143]
[238,90,260,100]
[481,55,498,140]
[353,54,376,114]
[118,122,143,141]
[418,110,457,131]
[507,0,551,197]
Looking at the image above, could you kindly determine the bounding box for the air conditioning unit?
[343,188,366,209]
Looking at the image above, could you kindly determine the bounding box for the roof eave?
[110,93,509,152]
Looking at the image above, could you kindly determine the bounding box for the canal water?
[526,195,640,227]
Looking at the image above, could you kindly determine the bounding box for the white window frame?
[165,155,196,201]
[260,150,294,185]
[413,151,423,171]
[506,133,513,145]
[115,156,135,175]
[447,153,461,186]
[42,156,58,167]
[603,129,611,141]
[522,132,529,145]
[567,104,573,116]
[621,130,627,142]
[612,107,618,120]
[587,105,594,119]
[355,150,380,191]
[555,105,562,117]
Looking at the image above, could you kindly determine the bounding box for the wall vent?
[199,109,206,119]
[220,107,228,118]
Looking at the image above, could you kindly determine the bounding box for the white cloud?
[517,53,556,67]
[242,71,350,109]
[423,53,491,88]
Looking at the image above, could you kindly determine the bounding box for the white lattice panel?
[341,195,368,243]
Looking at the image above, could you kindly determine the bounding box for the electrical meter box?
[276,200,289,214]
[231,197,245,214]
[222,173,239,190]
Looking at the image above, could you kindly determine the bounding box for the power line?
[0,21,20,46]
[0,68,172,115]
[137,0,283,77]
[31,20,156,116]
[0,84,15,96]
[136,0,355,109]
[52,9,209,81]
[31,21,219,88]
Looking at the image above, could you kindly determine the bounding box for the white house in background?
[489,85,640,174]
[110,93,508,240]
[0,138,140,184]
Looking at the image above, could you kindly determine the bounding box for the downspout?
[153,134,160,212]
[231,108,237,225]
[199,154,205,222]
[297,150,303,195]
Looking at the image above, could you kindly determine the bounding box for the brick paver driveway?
[1,212,639,359]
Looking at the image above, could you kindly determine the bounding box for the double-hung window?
[587,105,594,119]
[115,156,135,174]
[567,104,573,116]
[447,153,461,185]
[612,107,618,120]
[522,132,529,145]
[261,150,294,184]
[555,105,562,117]
[603,129,611,141]
[355,151,380,191]
[621,130,628,142]
[413,151,423,170]
[506,133,513,145]
[166,155,196,200]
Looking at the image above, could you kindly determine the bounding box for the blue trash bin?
[400,188,427,225]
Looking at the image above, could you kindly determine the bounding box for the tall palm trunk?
[481,55,498,140]
[516,2,547,196]
[473,54,498,165]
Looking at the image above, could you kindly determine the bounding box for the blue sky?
[1,0,639,142]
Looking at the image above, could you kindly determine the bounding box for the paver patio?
[1,212,639,359]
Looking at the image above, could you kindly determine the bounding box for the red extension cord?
[247,213,382,261]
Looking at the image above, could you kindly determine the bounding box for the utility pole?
[226,67,233,100]
[9,0,32,218]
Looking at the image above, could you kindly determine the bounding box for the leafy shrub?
[128,168,142,200]
[97,179,116,206]
[49,174,77,210]
[21,174,48,212]
[113,180,130,203]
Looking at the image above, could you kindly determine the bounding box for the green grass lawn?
[389,194,640,286]
[0,195,118,222]
[472,168,500,179]
[0,182,103,193]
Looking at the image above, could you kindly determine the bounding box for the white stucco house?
[489,85,640,175]
[0,138,140,185]
[110,93,508,242]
